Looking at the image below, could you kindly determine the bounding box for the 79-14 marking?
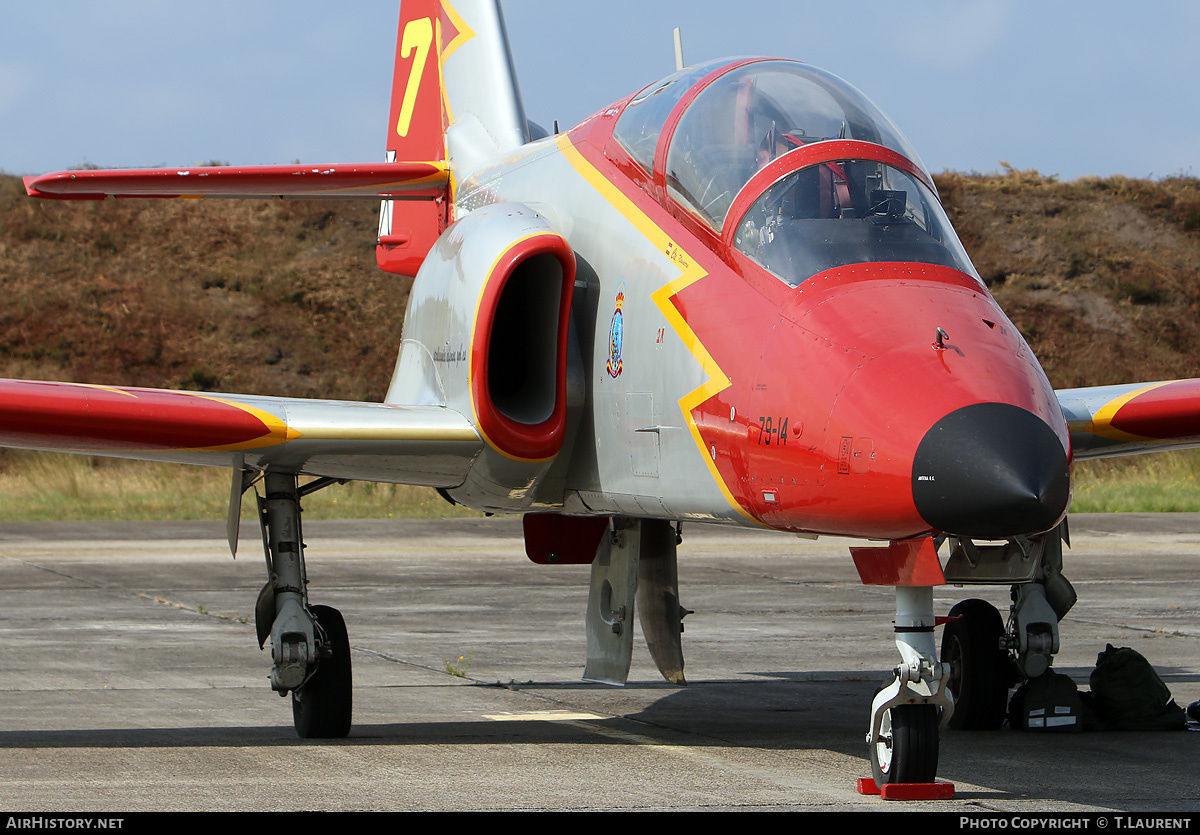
[757,416,789,445]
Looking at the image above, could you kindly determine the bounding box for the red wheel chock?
[857,778,956,800]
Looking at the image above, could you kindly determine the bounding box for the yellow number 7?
[396,17,433,138]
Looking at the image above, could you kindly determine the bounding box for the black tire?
[292,604,353,738]
[941,598,1009,730]
[870,703,939,787]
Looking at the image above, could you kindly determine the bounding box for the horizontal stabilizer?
[23,162,448,201]
[0,379,480,487]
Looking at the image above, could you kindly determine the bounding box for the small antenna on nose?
[673,27,685,71]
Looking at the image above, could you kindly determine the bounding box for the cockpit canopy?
[613,59,979,287]
[615,59,928,228]
[666,61,927,229]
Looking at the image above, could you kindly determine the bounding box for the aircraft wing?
[0,379,480,486]
[1057,379,1200,460]
[22,162,448,200]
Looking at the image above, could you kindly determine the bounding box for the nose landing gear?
[866,586,954,789]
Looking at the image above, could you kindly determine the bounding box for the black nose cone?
[913,403,1070,539]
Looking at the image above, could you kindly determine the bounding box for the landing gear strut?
[867,586,953,788]
[253,471,353,738]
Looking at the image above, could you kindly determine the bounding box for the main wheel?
[870,703,939,787]
[292,604,353,738]
[941,598,1009,730]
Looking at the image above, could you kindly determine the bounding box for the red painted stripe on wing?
[24,163,448,200]
[0,380,280,451]
[1109,379,1200,440]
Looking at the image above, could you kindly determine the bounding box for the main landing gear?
[938,523,1076,730]
[251,471,353,738]
[941,598,1009,729]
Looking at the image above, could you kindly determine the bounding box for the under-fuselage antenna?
[673,27,685,71]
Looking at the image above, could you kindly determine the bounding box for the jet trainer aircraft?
[9,0,1200,789]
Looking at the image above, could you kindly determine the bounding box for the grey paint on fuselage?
[453,130,745,525]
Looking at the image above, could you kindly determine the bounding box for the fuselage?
[454,58,1071,541]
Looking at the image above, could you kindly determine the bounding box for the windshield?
[665,61,927,229]
[733,160,978,286]
[612,59,731,174]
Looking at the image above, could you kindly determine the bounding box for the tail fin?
[378,0,530,275]
[384,0,528,175]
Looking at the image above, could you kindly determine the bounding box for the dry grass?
[2,447,1196,521]
[0,451,480,521]
[1072,449,1200,513]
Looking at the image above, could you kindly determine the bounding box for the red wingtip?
[22,172,106,201]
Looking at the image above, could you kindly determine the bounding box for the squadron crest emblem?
[606,286,625,378]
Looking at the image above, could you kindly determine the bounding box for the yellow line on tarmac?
[485,710,704,751]
[484,711,605,722]
[485,710,868,800]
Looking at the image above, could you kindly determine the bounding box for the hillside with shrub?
[0,175,401,402]
[938,167,1200,388]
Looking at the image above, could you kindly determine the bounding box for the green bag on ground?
[1088,644,1186,731]
[1008,668,1094,732]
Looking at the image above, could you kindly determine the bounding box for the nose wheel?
[870,703,940,786]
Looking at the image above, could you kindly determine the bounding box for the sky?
[2,1,1197,182]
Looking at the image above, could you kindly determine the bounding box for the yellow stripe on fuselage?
[555,135,756,523]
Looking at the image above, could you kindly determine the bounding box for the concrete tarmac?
[1,515,1199,811]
